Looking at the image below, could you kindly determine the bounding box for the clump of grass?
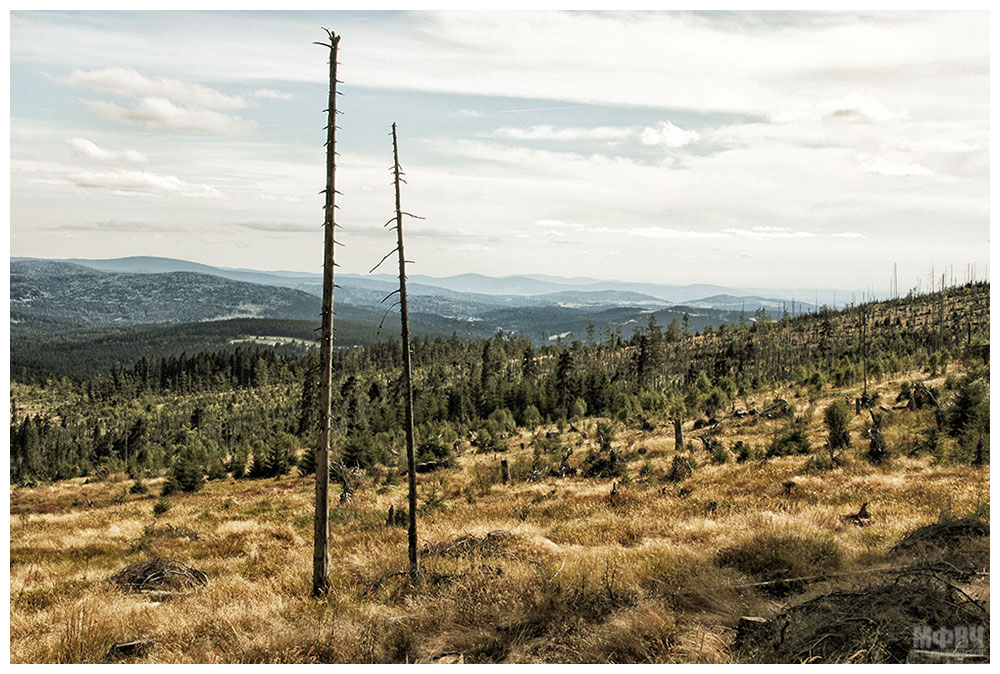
[715,531,843,594]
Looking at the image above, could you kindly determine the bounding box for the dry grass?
[9,369,989,663]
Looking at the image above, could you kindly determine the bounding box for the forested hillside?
[9,282,989,485]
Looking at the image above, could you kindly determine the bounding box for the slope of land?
[9,366,989,663]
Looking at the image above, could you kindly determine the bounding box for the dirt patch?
[110,557,208,600]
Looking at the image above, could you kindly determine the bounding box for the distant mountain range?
[9,255,870,377]
[34,255,857,312]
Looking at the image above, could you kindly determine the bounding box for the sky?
[7,10,991,290]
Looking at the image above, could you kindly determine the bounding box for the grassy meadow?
[9,368,989,663]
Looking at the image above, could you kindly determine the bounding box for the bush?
[734,441,762,463]
[711,444,729,464]
[129,478,148,495]
[486,408,517,438]
[164,446,204,493]
[522,404,542,429]
[945,367,989,461]
[767,418,812,457]
[824,401,852,450]
[266,434,297,477]
[297,443,316,475]
[581,447,626,479]
[595,420,618,451]
[153,497,171,516]
[228,445,250,478]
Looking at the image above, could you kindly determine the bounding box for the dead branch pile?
[422,530,513,559]
[666,455,692,482]
[907,383,940,410]
[110,557,208,599]
[760,399,788,419]
[890,517,989,580]
[735,569,988,663]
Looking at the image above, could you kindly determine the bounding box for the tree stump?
[500,459,510,484]
[105,639,155,662]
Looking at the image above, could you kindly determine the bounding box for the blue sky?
[8,10,990,290]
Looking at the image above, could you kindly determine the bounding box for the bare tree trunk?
[673,417,684,451]
[391,122,420,585]
[313,29,340,597]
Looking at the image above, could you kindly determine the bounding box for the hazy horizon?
[9,10,990,291]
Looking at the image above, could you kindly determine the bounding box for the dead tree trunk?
[391,122,420,585]
[673,417,684,450]
[312,29,340,597]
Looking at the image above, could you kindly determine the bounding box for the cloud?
[251,88,294,101]
[494,124,635,142]
[639,121,701,148]
[68,169,224,198]
[45,219,177,232]
[83,97,255,135]
[858,155,934,177]
[898,138,979,154]
[629,225,865,241]
[63,67,247,109]
[628,227,724,240]
[67,137,148,163]
[721,226,865,240]
[771,92,907,124]
[822,92,907,123]
[232,221,314,233]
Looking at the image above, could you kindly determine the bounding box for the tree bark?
[392,122,420,585]
[313,30,340,597]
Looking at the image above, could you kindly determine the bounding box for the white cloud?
[67,137,148,163]
[639,121,701,148]
[898,138,979,154]
[771,92,906,124]
[251,88,294,101]
[68,169,224,199]
[859,155,934,177]
[63,67,247,109]
[83,97,255,135]
[723,227,816,239]
[629,227,723,240]
[494,124,635,142]
[822,93,907,123]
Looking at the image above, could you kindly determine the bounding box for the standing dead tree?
[312,28,341,597]
[371,122,424,584]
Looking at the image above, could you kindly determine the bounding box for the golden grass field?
[9,369,989,663]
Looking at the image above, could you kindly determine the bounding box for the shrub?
[734,441,762,463]
[767,418,812,457]
[129,478,148,495]
[522,404,542,429]
[711,444,729,465]
[164,447,204,493]
[153,497,171,516]
[945,367,989,461]
[228,445,250,478]
[297,443,316,475]
[824,401,852,450]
